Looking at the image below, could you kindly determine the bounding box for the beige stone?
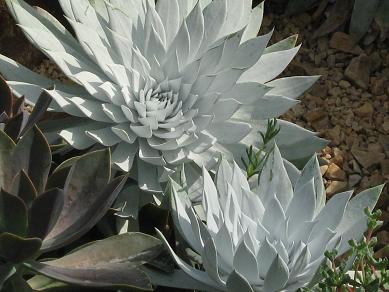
[305,109,327,122]
[326,181,348,197]
[354,102,374,118]
[329,32,363,54]
[345,55,371,89]
[325,163,347,181]
[351,148,385,169]
[348,174,362,187]
[338,80,351,89]
[320,165,329,176]
[381,159,389,178]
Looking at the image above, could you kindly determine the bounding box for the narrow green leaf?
[0,233,41,263]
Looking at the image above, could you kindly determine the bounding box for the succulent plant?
[0,0,327,192]
[0,126,160,290]
[0,75,51,140]
[158,144,384,292]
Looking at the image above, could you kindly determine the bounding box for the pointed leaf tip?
[226,270,254,292]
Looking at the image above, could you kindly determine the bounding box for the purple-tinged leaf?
[19,91,52,137]
[28,233,161,290]
[4,112,28,141]
[42,173,127,251]
[12,126,51,194]
[0,189,27,236]
[0,232,41,263]
[10,170,37,207]
[28,188,64,240]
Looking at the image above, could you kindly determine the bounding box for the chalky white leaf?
[163,144,383,291]
[1,0,326,191]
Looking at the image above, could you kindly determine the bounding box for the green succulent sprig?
[307,208,389,292]
[241,118,281,179]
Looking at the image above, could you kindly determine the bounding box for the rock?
[374,246,389,259]
[326,125,342,146]
[350,159,362,174]
[305,109,327,122]
[310,83,328,98]
[317,37,328,52]
[338,80,351,89]
[332,148,345,167]
[368,143,384,153]
[351,148,386,169]
[378,135,389,154]
[362,30,379,46]
[371,78,386,95]
[345,55,371,89]
[381,159,389,178]
[304,95,324,108]
[381,211,389,223]
[329,86,342,97]
[327,55,336,67]
[311,116,330,131]
[348,174,362,187]
[383,120,389,133]
[377,231,389,246]
[354,102,374,117]
[370,51,382,72]
[326,181,348,197]
[329,32,363,54]
[320,165,329,176]
[291,104,305,117]
[325,163,347,181]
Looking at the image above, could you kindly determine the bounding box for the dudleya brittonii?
[160,145,384,292]
[0,0,326,191]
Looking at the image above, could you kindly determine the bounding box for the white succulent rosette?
[0,0,326,191]
[160,145,383,291]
